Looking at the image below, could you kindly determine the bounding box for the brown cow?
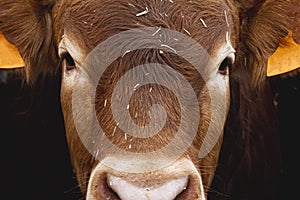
[0,0,297,199]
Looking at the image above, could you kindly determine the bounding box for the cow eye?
[61,52,76,71]
[218,54,235,75]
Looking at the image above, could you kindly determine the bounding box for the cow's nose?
[89,159,205,200]
[108,175,188,200]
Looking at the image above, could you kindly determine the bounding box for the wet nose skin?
[108,175,188,200]
[87,158,205,200]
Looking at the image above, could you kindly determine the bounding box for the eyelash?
[218,57,233,75]
[59,52,76,71]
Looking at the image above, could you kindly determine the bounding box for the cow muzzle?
[86,158,205,200]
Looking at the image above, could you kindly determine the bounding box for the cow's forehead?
[53,0,234,53]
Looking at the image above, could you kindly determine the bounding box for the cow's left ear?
[267,1,300,76]
[0,0,58,84]
[289,3,300,44]
[267,31,300,77]
[266,1,300,77]
[235,0,297,86]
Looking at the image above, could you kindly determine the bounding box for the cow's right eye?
[61,52,76,71]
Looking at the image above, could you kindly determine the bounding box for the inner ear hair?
[235,0,293,87]
[0,0,58,85]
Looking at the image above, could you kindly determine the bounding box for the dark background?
[1,68,299,200]
[270,72,300,200]
[0,69,82,200]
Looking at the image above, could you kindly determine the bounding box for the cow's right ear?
[0,0,58,84]
[0,32,25,69]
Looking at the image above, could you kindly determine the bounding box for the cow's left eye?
[218,53,235,75]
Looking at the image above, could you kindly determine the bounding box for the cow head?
[0,0,296,199]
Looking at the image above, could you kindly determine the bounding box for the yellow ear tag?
[0,32,25,69]
[267,32,300,77]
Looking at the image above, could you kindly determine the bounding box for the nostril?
[96,174,120,200]
[107,175,189,200]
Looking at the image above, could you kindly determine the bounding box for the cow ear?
[289,2,300,44]
[234,0,295,86]
[0,0,58,84]
[267,32,300,77]
[0,32,25,69]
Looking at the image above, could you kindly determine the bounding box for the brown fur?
[57,0,231,195]
[1,0,298,199]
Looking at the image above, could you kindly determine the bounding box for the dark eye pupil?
[218,57,232,75]
[65,53,75,67]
